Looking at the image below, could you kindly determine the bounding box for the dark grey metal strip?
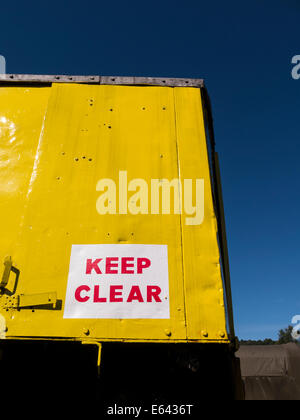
[200,86,237,347]
[0,74,204,88]
[100,76,204,87]
[0,74,100,83]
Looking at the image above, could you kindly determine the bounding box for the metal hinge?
[0,257,13,289]
[0,257,58,310]
[0,256,20,296]
[2,292,57,309]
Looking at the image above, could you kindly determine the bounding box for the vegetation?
[240,326,299,346]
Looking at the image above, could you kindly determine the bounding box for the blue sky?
[1,0,299,340]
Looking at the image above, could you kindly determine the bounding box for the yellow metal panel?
[0,86,51,294]
[0,84,187,341]
[0,83,229,343]
[174,87,228,341]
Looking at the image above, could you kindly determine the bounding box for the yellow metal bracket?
[2,292,57,309]
[82,341,102,376]
[0,257,13,289]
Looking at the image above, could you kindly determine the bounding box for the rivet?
[219,331,226,338]
[165,329,172,337]
[83,328,90,336]
[202,330,208,338]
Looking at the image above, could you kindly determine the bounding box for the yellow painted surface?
[0,83,229,343]
[175,88,227,341]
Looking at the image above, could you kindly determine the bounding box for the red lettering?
[106,257,118,274]
[110,285,123,302]
[75,285,90,302]
[147,286,162,302]
[137,258,151,274]
[86,259,102,274]
[121,257,134,274]
[127,286,144,303]
[93,285,107,302]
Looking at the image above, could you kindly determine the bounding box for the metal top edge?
[0,74,204,88]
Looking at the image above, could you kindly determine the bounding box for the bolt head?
[164,329,172,337]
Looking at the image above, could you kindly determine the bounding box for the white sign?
[63,244,170,319]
